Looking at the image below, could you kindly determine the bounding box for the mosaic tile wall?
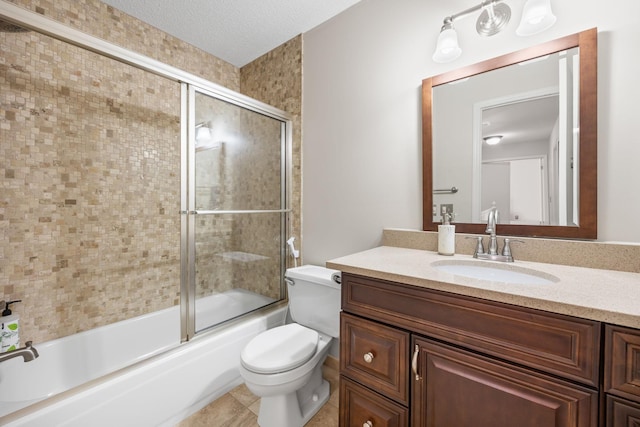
[240,36,303,265]
[1,0,303,343]
[0,28,182,342]
[5,0,240,91]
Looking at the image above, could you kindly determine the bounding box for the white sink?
[431,260,559,285]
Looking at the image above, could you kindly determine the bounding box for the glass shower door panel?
[194,93,284,212]
[193,212,283,333]
[192,90,287,333]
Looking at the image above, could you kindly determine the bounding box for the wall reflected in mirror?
[432,47,580,227]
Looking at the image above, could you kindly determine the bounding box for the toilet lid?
[241,324,318,374]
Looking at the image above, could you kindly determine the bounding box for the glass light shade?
[432,27,462,63]
[195,126,212,142]
[516,0,557,36]
[195,126,221,150]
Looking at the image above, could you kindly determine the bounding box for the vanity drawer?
[340,312,409,405]
[342,273,601,387]
[605,325,640,401]
[340,376,409,427]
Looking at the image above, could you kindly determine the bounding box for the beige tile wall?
[5,0,240,90]
[1,0,303,343]
[1,28,183,342]
[240,36,303,265]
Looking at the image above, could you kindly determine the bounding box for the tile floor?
[177,360,340,427]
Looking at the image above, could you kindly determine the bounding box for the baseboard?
[324,355,339,371]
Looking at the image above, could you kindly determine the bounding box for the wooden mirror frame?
[423,28,597,239]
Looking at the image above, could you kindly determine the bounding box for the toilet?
[239,265,341,427]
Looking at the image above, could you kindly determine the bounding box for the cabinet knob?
[363,421,373,427]
[363,351,374,363]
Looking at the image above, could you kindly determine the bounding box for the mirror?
[423,28,597,239]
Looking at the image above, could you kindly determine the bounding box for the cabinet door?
[340,376,409,427]
[605,325,640,402]
[606,395,640,427]
[411,337,598,427]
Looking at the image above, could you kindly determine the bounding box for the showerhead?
[287,237,299,259]
[0,20,30,33]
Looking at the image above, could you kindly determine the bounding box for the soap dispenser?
[1,300,21,353]
[438,211,456,256]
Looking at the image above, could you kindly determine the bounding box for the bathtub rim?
[0,300,288,425]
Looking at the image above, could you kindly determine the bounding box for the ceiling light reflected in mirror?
[483,135,503,145]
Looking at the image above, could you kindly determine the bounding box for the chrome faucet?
[0,341,39,363]
[467,204,524,262]
[485,204,499,255]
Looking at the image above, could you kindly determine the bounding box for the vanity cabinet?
[339,273,601,427]
[604,325,640,426]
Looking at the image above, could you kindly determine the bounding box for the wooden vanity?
[328,247,640,427]
[604,325,640,426]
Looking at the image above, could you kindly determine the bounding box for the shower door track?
[185,210,292,215]
[0,1,290,122]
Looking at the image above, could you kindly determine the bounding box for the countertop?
[326,246,640,329]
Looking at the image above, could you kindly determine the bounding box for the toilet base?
[257,361,330,427]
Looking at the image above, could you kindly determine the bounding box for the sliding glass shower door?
[182,86,290,339]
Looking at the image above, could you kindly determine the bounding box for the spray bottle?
[1,300,22,353]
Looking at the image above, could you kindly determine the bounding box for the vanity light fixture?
[432,19,462,63]
[432,0,557,63]
[483,135,503,145]
[516,0,557,36]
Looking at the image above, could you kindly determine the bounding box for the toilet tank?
[285,265,342,338]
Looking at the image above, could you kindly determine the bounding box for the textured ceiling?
[101,0,363,67]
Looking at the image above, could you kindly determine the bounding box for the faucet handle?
[466,236,485,257]
[502,238,524,258]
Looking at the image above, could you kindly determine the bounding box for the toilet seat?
[241,323,319,374]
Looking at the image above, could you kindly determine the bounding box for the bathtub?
[0,290,286,426]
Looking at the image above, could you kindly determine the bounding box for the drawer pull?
[363,421,373,427]
[363,351,375,363]
[412,344,421,380]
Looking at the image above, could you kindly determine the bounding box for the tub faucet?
[0,341,39,363]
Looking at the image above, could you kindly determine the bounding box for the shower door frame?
[181,84,293,341]
[0,1,293,344]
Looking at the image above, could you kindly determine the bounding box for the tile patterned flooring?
[177,361,339,427]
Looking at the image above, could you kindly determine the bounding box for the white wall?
[302,0,640,265]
